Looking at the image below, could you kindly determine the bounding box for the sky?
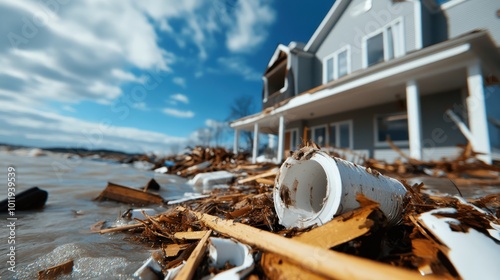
[0,0,335,155]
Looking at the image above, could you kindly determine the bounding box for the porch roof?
[230,30,500,134]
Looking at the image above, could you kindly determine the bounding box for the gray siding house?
[231,0,500,164]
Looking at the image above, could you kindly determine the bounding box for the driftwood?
[181,207,434,280]
[95,182,164,205]
[99,223,144,234]
[38,259,74,280]
[175,230,212,280]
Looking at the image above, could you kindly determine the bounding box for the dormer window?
[363,19,404,67]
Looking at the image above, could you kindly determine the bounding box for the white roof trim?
[304,0,349,52]
[267,44,290,68]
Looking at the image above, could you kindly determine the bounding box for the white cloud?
[112,69,146,83]
[218,57,262,81]
[132,102,149,111]
[0,0,173,108]
[172,77,187,88]
[162,108,195,118]
[205,119,227,128]
[62,105,76,112]
[170,93,189,104]
[0,101,185,153]
[226,0,276,53]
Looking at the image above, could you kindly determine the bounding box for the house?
[230,0,500,164]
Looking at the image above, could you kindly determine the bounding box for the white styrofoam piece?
[205,237,254,280]
[188,171,235,187]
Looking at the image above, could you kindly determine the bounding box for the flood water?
[0,149,193,279]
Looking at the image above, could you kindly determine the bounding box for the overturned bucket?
[274,147,407,228]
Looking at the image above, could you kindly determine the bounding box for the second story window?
[364,19,403,67]
[323,46,351,84]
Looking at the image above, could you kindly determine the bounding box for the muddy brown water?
[0,149,192,279]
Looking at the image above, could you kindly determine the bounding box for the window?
[329,120,353,149]
[364,19,403,67]
[312,125,327,147]
[323,46,351,84]
[375,113,409,146]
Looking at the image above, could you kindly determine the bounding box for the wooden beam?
[175,230,212,280]
[38,259,74,279]
[182,208,437,280]
[96,182,164,205]
[174,231,210,240]
[262,205,379,280]
[237,168,278,184]
[99,223,144,234]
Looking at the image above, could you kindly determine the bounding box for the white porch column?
[466,60,491,163]
[406,80,423,160]
[277,115,285,163]
[233,129,240,154]
[252,123,259,164]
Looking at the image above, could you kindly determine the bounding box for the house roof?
[231,30,500,133]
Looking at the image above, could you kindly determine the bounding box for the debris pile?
[91,144,499,279]
[154,146,276,177]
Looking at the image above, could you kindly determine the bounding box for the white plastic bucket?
[274,147,407,228]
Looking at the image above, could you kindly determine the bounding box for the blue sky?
[0,0,334,154]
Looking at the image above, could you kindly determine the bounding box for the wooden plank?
[182,207,437,280]
[99,223,144,234]
[175,230,212,280]
[262,205,379,280]
[96,182,164,205]
[164,243,190,258]
[174,231,210,240]
[237,168,278,184]
[38,259,74,279]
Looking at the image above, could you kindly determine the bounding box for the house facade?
[231,0,500,163]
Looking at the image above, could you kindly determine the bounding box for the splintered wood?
[38,259,74,280]
[95,182,164,205]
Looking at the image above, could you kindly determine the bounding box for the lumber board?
[38,259,74,279]
[174,231,210,240]
[175,230,212,280]
[182,208,438,280]
[96,182,164,205]
[262,205,379,280]
[237,168,278,184]
[99,223,144,234]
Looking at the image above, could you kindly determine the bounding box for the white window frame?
[285,128,299,151]
[322,45,351,84]
[329,120,354,149]
[362,18,405,68]
[373,112,409,147]
[311,124,328,147]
